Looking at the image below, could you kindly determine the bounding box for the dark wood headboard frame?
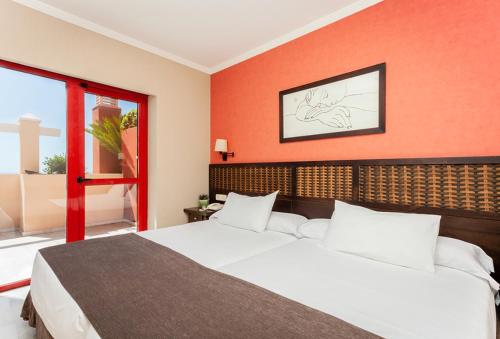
[209,156,500,279]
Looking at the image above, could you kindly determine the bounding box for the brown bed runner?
[37,233,379,338]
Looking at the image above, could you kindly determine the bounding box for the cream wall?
[0,0,210,227]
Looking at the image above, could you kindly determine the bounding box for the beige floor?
[0,223,136,286]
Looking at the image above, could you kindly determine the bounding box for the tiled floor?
[0,287,33,339]
[0,223,136,286]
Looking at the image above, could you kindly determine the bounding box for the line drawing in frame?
[279,63,386,143]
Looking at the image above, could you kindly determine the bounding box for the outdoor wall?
[0,175,20,230]
[122,127,138,178]
[85,184,131,226]
[211,0,500,163]
[19,174,131,234]
[20,174,66,233]
[0,1,210,227]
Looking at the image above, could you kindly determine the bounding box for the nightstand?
[183,207,216,223]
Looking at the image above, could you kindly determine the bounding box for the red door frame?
[0,59,148,291]
[67,83,148,241]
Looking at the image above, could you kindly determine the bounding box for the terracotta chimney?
[92,96,122,174]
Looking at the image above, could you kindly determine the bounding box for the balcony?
[0,172,137,285]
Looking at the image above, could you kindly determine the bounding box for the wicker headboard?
[209,157,500,277]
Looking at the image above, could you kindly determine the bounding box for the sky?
[0,67,136,174]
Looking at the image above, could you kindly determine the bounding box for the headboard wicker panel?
[209,166,292,196]
[296,165,353,200]
[358,164,500,214]
[210,158,500,216]
[209,157,500,278]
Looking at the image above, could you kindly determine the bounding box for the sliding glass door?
[0,60,148,291]
[0,65,67,289]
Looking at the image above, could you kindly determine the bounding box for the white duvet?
[30,222,497,339]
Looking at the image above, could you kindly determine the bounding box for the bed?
[28,223,498,339]
[23,156,500,338]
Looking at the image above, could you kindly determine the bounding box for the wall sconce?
[214,139,234,161]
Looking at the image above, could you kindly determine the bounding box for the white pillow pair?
[322,200,498,288]
[210,191,279,232]
[210,191,309,235]
[300,214,498,291]
[210,192,307,236]
[323,201,441,272]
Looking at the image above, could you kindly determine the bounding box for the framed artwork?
[279,63,386,143]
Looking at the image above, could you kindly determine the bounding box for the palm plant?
[86,109,138,155]
[85,115,122,154]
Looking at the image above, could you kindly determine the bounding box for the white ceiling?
[13,0,382,74]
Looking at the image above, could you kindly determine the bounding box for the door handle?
[76,176,92,184]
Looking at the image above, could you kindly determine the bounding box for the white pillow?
[323,201,441,272]
[266,212,307,236]
[435,236,498,291]
[214,191,278,232]
[297,219,330,239]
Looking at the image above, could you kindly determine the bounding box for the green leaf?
[85,115,122,154]
[42,154,66,174]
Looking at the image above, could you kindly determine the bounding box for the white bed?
[29,220,297,339]
[220,238,497,339]
[29,221,497,339]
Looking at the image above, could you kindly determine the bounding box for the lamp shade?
[214,139,228,152]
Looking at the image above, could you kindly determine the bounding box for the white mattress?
[30,220,296,339]
[220,239,497,339]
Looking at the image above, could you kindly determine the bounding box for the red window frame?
[0,59,148,291]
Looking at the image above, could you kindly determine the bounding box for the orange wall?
[211,0,500,164]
